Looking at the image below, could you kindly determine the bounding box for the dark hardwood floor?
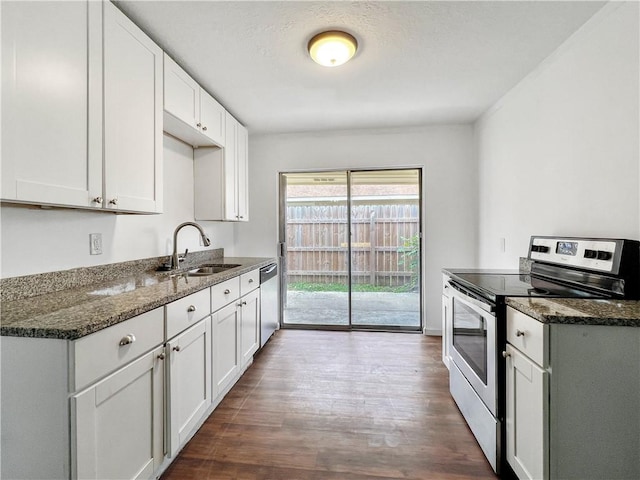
[160,330,498,480]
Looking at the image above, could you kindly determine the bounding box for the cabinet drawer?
[507,307,548,367]
[72,307,164,391]
[166,288,211,339]
[240,269,259,295]
[212,277,240,311]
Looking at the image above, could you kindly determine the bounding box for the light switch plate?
[90,233,103,255]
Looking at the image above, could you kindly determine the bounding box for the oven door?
[449,283,497,415]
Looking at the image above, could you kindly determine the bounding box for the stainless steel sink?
[186,264,241,276]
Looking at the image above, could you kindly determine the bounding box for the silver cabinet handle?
[92,196,103,204]
[119,334,136,346]
[237,302,243,307]
[202,126,207,131]
[187,305,197,313]
[516,330,525,337]
[242,301,247,306]
[224,289,231,294]
[157,352,165,360]
[173,346,181,352]
[248,279,254,284]
[109,198,118,206]
[502,351,510,358]
[239,216,244,219]
[196,122,202,128]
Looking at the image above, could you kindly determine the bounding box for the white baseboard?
[423,327,442,336]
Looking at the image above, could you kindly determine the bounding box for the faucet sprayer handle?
[179,248,189,262]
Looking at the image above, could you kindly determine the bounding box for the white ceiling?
[116,1,606,135]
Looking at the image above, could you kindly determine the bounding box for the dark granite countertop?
[1,257,275,340]
[506,297,640,327]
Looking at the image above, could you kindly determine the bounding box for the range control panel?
[529,236,618,273]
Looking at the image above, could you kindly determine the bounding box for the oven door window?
[452,297,488,384]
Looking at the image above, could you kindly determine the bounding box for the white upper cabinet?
[1,1,102,208]
[1,1,163,214]
[164,54,200,131]
[163,54,225,148]
[199,90,226,146]
[103,2,163,214]
[236,121,249,222]
[193,112,249,222]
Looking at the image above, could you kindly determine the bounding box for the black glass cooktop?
[449,272,607,301]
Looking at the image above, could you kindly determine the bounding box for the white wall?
[234,125,477,334]
[0,134,236,278]
[475,2,640,268]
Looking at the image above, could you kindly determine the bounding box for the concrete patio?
[283,290,421,328]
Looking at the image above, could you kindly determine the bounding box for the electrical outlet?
[90,233,103,255]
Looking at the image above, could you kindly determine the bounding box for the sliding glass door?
[279,169,421,331]
[350,170,421,328]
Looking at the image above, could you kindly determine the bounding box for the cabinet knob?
[248,279,254,284]
[119,334,136,346]
[239,216,244,219]
[224,289,231,294]
[516,330,525,337]
[502,351,510,358]
[196,122,202,128]
[157,352,165,360]
[242,301,247,306]
[92,196,103,204]
[187,305,197,313]
[173,346,181,352]
[109,198,118,206]
[202,126,207,131]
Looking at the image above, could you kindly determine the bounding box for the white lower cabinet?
[1,273,265,480]
[505,343,548,480]
[212,273,261,398]
[212,302,240,397]
[72,346,165,480]
[166,318,212,457]
[505,307,640,480]
[1,308,165,480]
[239,288,260,369]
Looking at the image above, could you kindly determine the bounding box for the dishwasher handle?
[260,263,278,283]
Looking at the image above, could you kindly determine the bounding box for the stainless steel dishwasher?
[259,263,278,348]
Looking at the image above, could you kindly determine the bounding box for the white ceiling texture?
[116,1,606,135]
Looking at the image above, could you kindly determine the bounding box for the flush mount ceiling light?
[308,30,358,67]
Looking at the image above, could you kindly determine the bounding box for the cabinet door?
[212,302,240,397]
[506,344,548,480]
[72,346,164,480]
[163,53,199,130]
[200,90,226,147]
[239,289,260,368]
[223,111,238,221]
[441,293,453,369]
[103,1,163,214]
[167,318,212,457]
[236,122,249,222]
[1,0,102,208]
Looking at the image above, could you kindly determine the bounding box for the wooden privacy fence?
[286,204,419,287]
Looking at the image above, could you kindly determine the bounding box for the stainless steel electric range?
[443,236,640,475]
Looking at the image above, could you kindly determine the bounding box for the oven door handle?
[448,282,496,314]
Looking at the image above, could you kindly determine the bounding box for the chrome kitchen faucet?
[171,222,211,269]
